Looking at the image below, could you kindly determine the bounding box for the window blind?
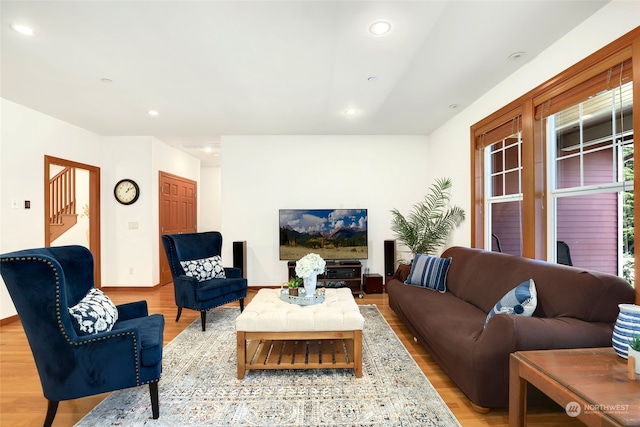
[534,54,632,120]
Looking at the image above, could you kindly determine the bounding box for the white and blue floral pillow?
[484,278,537,328]
[68,288,118,335]
[180,255,226,282]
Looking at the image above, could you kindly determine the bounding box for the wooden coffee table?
[235,288,364,379]
[510,347,640,426]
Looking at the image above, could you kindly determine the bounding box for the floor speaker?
[233,241,247,279]
[384,240,396,282]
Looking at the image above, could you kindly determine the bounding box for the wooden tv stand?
[287,261,363,298]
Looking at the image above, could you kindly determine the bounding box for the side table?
[510,347,640,427]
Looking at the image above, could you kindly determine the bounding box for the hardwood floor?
[0,285,581,427]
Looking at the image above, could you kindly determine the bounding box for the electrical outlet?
[129,267,134,274]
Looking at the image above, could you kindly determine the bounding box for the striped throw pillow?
[484,279,537,328]
[404,254,451,293]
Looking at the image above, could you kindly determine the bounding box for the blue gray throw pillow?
[484,278,537,328]
[68,288,118,335]
[180,255,226,282]
[404,254,451,293]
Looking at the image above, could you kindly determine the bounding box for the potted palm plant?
[390,177,465,260]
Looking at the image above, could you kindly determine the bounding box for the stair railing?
[50,167,76,225]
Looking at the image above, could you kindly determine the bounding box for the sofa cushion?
[485,278,537,327]
[68,288,119,335]
[195,277,247,301]
[405,254,451,292]
[180,255,226,281]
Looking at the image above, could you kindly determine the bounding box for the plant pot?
[628,347,640,374]
[288,288,298,296]
[613,304,640,359]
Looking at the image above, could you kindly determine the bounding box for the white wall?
[220,135,435,287]
[200,166,222,232]
[0,99,104,318]
[101,136,200,287]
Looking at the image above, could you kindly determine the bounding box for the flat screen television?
[279,209,368,261]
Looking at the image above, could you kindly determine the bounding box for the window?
[471,27,639,287]
[544,80,633,279]
[484,125,523,256]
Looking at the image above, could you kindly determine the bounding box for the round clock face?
[114,179,140,205]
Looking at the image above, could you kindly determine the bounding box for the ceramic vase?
[612,303,640,359]
[303,274,317,298]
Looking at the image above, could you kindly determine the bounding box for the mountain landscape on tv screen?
[279,209,368,260]
[280,226,367,249]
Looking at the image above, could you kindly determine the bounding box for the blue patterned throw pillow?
[484,279,537,328]
[404,254,451,293]
[68,288,118,335]
[180,255,226,282]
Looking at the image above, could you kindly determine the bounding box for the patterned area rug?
[74,305,460,427]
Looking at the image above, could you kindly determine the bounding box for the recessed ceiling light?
[148,110,159,116]
[344,108,358,116]
[367,76,378,82]
[10,23,37,36]
[449,104,459,109]
[369,21,391,36]
[100,78,113,84]
[508,52,525,61]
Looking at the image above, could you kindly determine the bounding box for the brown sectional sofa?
[387,246,635,410]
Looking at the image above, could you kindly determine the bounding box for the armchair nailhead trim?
[1,256,144,386]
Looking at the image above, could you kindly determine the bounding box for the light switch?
[128,221,139,230]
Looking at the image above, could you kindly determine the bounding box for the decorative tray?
[280,289,325,306]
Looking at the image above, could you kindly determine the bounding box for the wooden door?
[159,171,197,285]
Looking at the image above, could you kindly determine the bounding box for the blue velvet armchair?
[162,231,247,331]
[0,245,164,427]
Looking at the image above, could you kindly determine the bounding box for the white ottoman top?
[236,288,364,332]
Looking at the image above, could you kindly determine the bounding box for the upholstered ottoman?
[236,287,364,378]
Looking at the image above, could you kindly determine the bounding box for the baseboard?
[101,284,164,291]
[0,314,19,326]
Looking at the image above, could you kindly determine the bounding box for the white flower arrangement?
[295,253,326,278]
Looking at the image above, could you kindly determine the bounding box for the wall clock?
[114,179,140,205]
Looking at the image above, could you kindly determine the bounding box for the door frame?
[44,155,101,287]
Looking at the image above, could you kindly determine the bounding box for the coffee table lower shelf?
[237,330,362,379]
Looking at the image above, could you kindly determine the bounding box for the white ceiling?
[1,1,609,166]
